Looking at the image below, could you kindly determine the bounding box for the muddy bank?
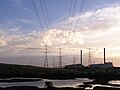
[93,86,120,90]
[0,86,85,90]
[0,78,42,82]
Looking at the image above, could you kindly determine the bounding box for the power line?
[0,16,14,35]
[0,7,15,25]
[69,0,77,27]
[47,0,52,29]
[74,0,86,31]
[65,0,74,55]
[31,0,51,46]
[7,0,30,34]
[66,0,86,56]
[0,7,30,47]
[43,0,50,29]
[64,0,68,17]
[67,0,77,45]
[39,0,49,29]
[0,7,22,35]
[31,0,44,30]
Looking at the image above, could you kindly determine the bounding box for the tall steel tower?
[74,57,76,65]
[44,45,48,68]
[58,48,62,68]
[87,48,92,65]
[53,57,55,68]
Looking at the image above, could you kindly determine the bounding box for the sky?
[0,0,120,67]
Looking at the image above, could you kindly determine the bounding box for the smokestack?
[80,50,82,65]
[104,48,105,64]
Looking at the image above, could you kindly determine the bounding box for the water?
[1,78,120,90]
[109,80,120,85]
[0,78,92,88]
[85,80,120,89]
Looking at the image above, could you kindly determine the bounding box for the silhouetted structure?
[73,57,76,64]
[53,57,55,68]
[87,48,92,65]
[44,45,48,68]
[89,62,113,68]
[58,48,62,68]
[89,48,113,68]
[104,48,106,64]
[80,50,82,65]
[65,49,85,69]
[65,64,85,69]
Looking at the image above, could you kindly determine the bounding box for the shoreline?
[0,86,85,90]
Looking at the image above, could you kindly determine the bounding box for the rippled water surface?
[109,80,120,85]
[0,78,92,88]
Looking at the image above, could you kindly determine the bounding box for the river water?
[1,78,120,90]
[109,80,120,85]
[0,78,92,88]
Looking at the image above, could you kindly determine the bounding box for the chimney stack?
[104,48,106,64]
[80,50,82,65]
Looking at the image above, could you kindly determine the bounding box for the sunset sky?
[0,0,120,67]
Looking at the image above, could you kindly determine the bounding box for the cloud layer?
[1,5,120,66]
[1,5,120,53]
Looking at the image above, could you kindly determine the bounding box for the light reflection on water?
[86,80,120,90]
[109,80,120,85]
[0,78,92,88]
[86,84,112,90]
[2,78,120,90]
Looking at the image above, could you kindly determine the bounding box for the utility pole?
[80,50,82,65]
[87,48,92,65]
[58,48,63,68]
[74,57,76,65]
[30,60,32,66]
[44,45,48,68]
[53,57,55,68]
[104,48,106,64]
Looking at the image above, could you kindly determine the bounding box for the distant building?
[65,64,85,69]
[89,48,113,68]
[65,50,85,69]
[89,62,113,68]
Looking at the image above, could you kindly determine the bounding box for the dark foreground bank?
[0,78,42,82]
[1,86,120,90]
[93,86,120,90]
[1,63,120,80]
[0,86,85,90]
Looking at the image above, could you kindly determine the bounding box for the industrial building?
[65,48,113,69]
[89,48,113,68]
[89,62,113,68]
[65,50,85,69]
[65,64,84,69]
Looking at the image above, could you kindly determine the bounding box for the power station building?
[89,62,113,68]
[65,50,85,69]
[89,48,113,68]
[65,48,113,69]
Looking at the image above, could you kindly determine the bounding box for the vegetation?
[0,63,120,80]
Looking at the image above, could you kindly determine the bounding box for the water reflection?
[0,78,92,88]
[109,80,120,85]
